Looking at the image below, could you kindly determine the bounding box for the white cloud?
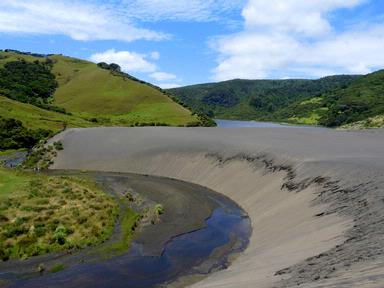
[0,0,244,42]
[0,0,166,42]
[90,49,156,73]
[149,72,177,81]
[212,0,384,81]
[156,83,182,89]
[242,0,365,36]
[90,49,182,88]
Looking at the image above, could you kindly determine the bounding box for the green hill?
[0,95,95,132]
[0,50,203,127]
[167,76,360,121]
[275,70,384,127]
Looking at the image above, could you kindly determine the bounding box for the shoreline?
[50,127,384,287]
[0,170,251,287]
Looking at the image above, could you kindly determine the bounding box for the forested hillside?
[168,76,360,121]
[277,70,384,127]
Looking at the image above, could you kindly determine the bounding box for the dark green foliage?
[97,62,121,72]
[0,117,52,150]
[0,60,57,104]
[168,75,360,121]
[202,88,238,107]
[319,70,384,127]
[53,141,64,151]
[2,49,53,58]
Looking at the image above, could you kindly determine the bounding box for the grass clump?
[50,263,65,273]
[105,206,140,254]
[0,168,118,261]
[154,204,164,215]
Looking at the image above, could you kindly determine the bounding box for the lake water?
[215,119,311,128]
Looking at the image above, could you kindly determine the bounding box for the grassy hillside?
[0,95,94,132]
[276,70,384,127]
[168,76,360,121]
[50,55,198,126]
[0,50,201,127]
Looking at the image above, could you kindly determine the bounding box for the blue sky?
[0,0,383,88]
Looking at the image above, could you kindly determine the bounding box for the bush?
[53,225,68,245]
[0,116,52,150]
[155,204,164,215]
[0,60,57,105]
[53,141,63,150]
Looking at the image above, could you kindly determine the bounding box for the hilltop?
[0,50,212,128]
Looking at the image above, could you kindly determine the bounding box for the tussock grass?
[0,168,118,261]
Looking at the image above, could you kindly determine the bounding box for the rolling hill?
[167,76,360,121]
[277,69,384,127]
[0,50,209,127]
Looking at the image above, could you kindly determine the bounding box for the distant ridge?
[167,71,384,128]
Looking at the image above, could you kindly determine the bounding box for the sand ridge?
[51,127,384,287]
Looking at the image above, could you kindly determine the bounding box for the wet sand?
[0,171,250,287]
[51,127,384,287]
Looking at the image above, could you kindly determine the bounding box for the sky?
[0,0,383,88]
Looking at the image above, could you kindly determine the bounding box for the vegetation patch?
[319,70,384,127]
[0,168,118,261]
[0,59,65,113]
[0,116,52,151]
[50,263,65,273]
[22,140,64,170]
[341,115,384,129]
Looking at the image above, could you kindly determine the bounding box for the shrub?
[155,204,164,215]
[53,141,63,151]
[53,225,68,245]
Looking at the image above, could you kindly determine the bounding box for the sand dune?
[51,127,384,287]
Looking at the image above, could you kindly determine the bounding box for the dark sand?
[0,171,250,287]
[50,127,384,287]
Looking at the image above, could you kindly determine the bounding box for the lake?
[215,119,313,128]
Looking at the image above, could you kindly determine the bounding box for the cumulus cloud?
[242,0,365,36]
[149,72,177,81]
[90,49,181,87]
[90,49,157,73]
[212,0,384,81]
